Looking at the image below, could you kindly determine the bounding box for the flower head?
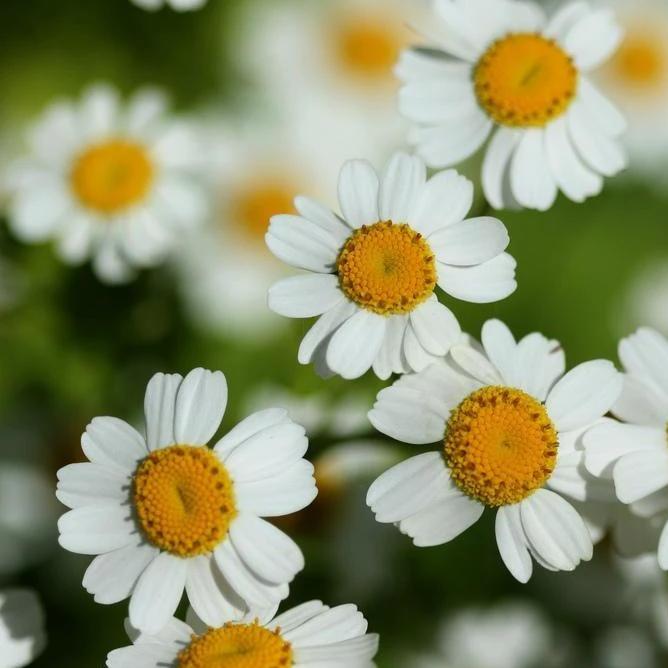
[57,368,317,633]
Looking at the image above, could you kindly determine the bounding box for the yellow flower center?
[334,15,405,79]
[71,139,154,213]
[178,623,293,668]
[233,179,297,241]
[612,31,666,87]
[474,33,578,127]
[336,221,436,315]
[134,445,236,557]
[444,387,558,507]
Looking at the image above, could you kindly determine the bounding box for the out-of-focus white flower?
[619,259,668,335]
[411,602,554,668]
[596,0,668,182]
[0,463,57,575]
[0,589,46,668]
[595,626,658,668]
[236,0,425,174]
[130,0,207,11]
[4,84,208,283]
[397,0,627,211]
[176,117,333,339]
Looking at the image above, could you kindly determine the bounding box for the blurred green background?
[0,0,667,666]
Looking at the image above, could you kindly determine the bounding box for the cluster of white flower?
[2,0,668,666]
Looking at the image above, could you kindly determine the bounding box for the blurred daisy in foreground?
[619,259,668,335]
[56,368,317,634]
[398,0,627,210]
[596,0,668,181]
[367,319,623,581]
[584,328,668,569]
[237,0,423,172]
[108,600,378,667]
[267,152,515,380]
[130,0,207,11]
[176,118,331,339]
[0,589,46,668]
[0,463,57,575]
[4,84,207,283]
[412,602,555,668]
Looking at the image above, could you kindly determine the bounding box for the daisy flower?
[412,602,553,668]
[5,84,207,283]
[266,152,516,380]
[583,328,668,568]
[56,368,317,634]
[397,0,627,210]
[367,319,623,582]
[107,600,379,667]
[130,0,207,11]
[0,462,57,575]
[0,589,46,668]
[596,0,668,182]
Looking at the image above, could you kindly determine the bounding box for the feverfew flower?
[107,601,378,667]
[597,0,668,182]
[584,328,668,568]
[266,152,516,380]
[5,84,207,283]
[367,319,623,581]
[0,589,46,668]
[398,0,627,210]
[56,368,317,634]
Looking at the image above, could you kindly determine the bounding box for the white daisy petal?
[294,195,351,244]
[411,111,493,168]
[380,152,426,223]
[56,463,129,509]
[9,177,71,242]
[544,115,603,203]
[546,360,623,432]
[297,300,357,366]
[337,160,380,229]
[129,553,188,635]
[619,328,668,400]
[58,505,135,555]
[510,129,558,211]
[173,368,227,446]
[268,274,343,318]
[613,450,668,504]
[184,556,245,627]
[430,216,509,266]
[266,214,340,273]
[482,128,521,209]
[449,344,504,385]
[496,504,533,583]
[83,542,157,605]
[563,8,623,71]
[229,514,304,584]
[409,299,461,357]
[326,310,387,380]
[545,1,589,41]
[520,489,593,571]
[583,421,666,478]
[143,372,182,451]
[614,375,668,426]
[577,78,626,138]
[398,75,476,125]
[567,101,627,177]
[81,416,147,473]
[213,408,290,459]
[372,315,410,380]
[438,252,517,303]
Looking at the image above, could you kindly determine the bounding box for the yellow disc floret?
[474,33,578,127]
[178,622,293,668]
[444,386,558,507]
[234,179,297,241]
[335,16,404,79]
[337,221,436,315]
[134,445,236,557]
[613,32,666,87]
[71,139,154,213]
